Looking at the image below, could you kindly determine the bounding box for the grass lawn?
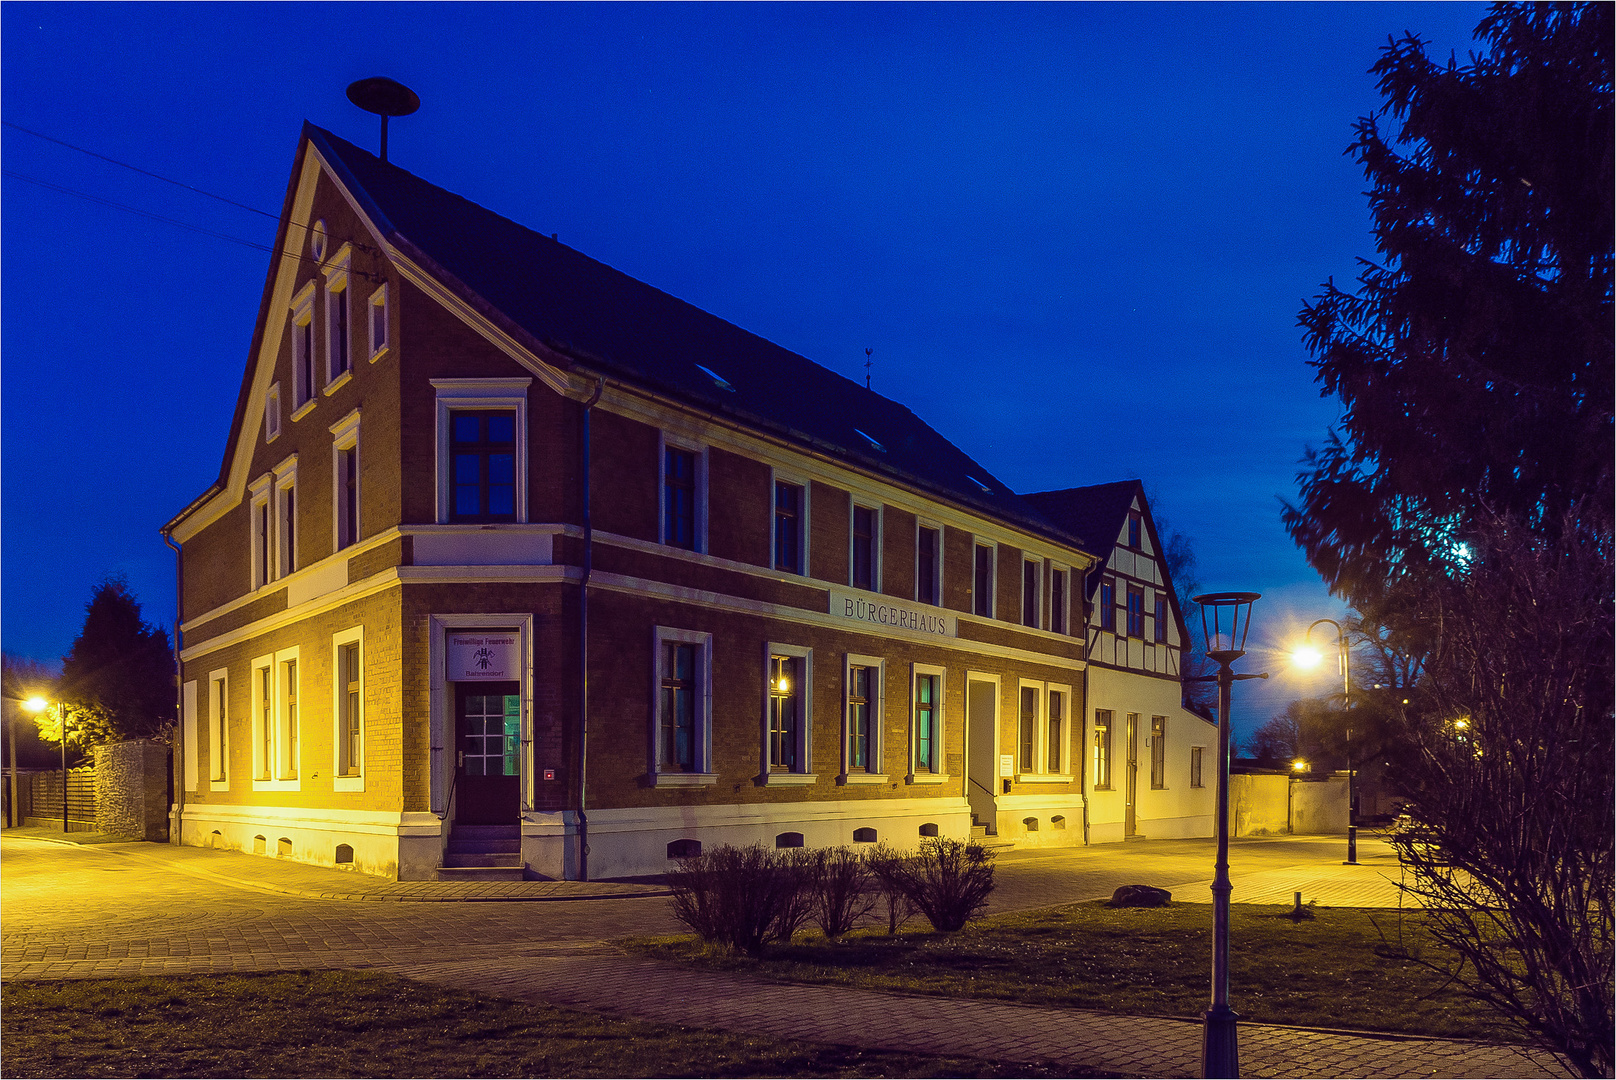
[629,901,1524,1044]
[1,969,1084,1078]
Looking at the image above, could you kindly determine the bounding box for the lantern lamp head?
[1192,591,1261,662]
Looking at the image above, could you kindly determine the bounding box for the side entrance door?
[456,681,520,825]
[1124,712,1139,837]
[966,679,998,831]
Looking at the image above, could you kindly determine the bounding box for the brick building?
[163,124,1204,880]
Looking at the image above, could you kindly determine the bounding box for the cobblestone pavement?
[1,832,1566,1078]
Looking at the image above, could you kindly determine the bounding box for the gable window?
[451,410,517,522]
[851,505,878,590]
[1190,746,1205,788]
[324,248,352,386]
[663,446,696,549]
[1022,559,1041,628]
[1100,577,1117,632]
[910,665,946,779]
[1051,568,1068,634]
[1093,709,1113,789]
[1154,593,1168,643]
[774,481,804,574]
[1151,715,1167,789]
[1128,511,1142,549]
[973,544,994,618]
[265,384,282,442]
[652,627,714,784]
[291,288,316,410]
[333,630,363,790]
[250,477,272,590]
[208,669,229,787]
[274,456,297,580]
[764,643,813,781]
[916,526,940,605]
[843,654,885,784]
[331,410,361,551]
[367,283,389,363]
[1127,585,1145,638]
[433,379,531,525]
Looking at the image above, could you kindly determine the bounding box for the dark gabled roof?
[305,124,1077,546]
[1023,480,1141,590]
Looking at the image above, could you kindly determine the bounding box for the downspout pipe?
[577,376,605,881]
[160,528,184,844]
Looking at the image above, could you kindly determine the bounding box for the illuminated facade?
[161,124,1215,880]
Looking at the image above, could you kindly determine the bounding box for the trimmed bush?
[808,847,878,939]
[667,844,815,956]
[865,845,921,935]
[880,837,996,932]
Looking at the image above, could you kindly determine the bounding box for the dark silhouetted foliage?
[59,576,175,746]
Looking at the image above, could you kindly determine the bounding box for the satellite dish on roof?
[346,77,419,163]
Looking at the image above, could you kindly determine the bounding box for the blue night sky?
[1,2,1488,740]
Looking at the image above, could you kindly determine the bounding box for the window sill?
[291,398,317,423]
[369,345,390,365]
[323,370,354,396]
[1016,773,1076,784]
[209,779,229,792]
[906,773,951,785]
[838,772,887,786]
[651,772,719,787]
[252,778,301,792]
[333,775,365,793]
[761,772,818,786]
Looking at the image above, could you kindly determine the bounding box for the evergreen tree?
[59,576,175,745]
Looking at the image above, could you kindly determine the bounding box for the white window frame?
[841,653,886,784]
[367,281,390,364]
[273,454,297,581]
[914,518,945,607]
[323,243,354,392]
[207,667,229,790]
[432,378,532,524]
[1190,744,1206,789]
[651,626,716,785]
[972,541,997,619]
[1150,714,1169,790]
[1046,682,1073,779]
[1015,679,1072,781]
[248,474,273,591]
[908,662,948,783]
[252,647,300,791]
[330,408,361,551]
[332,626,365,792]
[290,283,318,417]
[1049,562,1072,635]
[763,641,814,783]
[849,501,882,592]
[769,468,810,577]
[657,431,708,553]
[265,383,282,442]
[1021,556,1043,629]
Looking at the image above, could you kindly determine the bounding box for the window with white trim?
[291,285,317,410]
[330,410,361,551]
[450,410,517,522]
[1154,591,1168,644]
[1127,584,1145,638]
[324,244,352,386]
[1151,715,1167,789]
[659,434,706,552]
[909,663,946,781]
[1100,576,1117,632]
[265,383,282,442]
[249,476,272,590]
[279,653,299,780]
[208,668,229,787]
[1047,687,1067,774]
[653,627,713,781]
[1022,558,1041,628]
[1015,680,1072,778]
[432,379,531,524]
[1051,566,1069,635]
[273,456,297,579]
[850,503,880,591]
[1018,682,1041,774]
[1093,709,1113,789]
[843,654,885,781]
[765,643,813,781]
[367,282,389,363]
[1190,745,1205,788]
[916,523,942,606]
[331,630,364,790]
[251,648,300,788]
[973,543,995,618]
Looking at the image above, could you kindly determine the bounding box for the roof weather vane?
[865,347,873,390]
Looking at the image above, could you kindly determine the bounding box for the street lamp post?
[1191,592,1267,1080]
[1296,619,1355,865]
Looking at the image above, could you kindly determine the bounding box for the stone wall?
[94,740,170,841]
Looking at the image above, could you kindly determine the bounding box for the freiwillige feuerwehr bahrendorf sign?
[447,633,521,680]
[827,587,956,638]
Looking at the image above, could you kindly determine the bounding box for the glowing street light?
[1291,758,1309,773]
[1295,618,1358,866]
[22,697,69,833]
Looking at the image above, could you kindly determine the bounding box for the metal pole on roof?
[346,78,420,164]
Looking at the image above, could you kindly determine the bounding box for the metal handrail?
[968,774,998,799]
[435,754,457,820]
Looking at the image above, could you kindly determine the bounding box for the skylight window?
[965,475,992,493]
[695,364,734,392]
[853,428,885,452]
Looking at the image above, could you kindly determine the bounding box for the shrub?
[865,845,920,935]
[667,844,815,957]
[880,838,996,932]
[807,847,878,939]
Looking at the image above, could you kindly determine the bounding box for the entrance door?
[1124,712,1139,837]
[456,681,520,825]
[966,680,998,831]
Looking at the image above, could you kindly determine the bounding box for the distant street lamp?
[22,697,67,833]
[1191,591,1267,1080]
[1292,619,1355,864]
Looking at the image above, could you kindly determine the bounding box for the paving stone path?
[1,832,1572,1078]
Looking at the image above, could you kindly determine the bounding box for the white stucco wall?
[1084,666,1216,843]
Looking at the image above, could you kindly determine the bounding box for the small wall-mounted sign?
[542,769,556,781]
[999,754,1014,778]
[447,633,520,680]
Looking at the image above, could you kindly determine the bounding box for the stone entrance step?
[439,823,525,880]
